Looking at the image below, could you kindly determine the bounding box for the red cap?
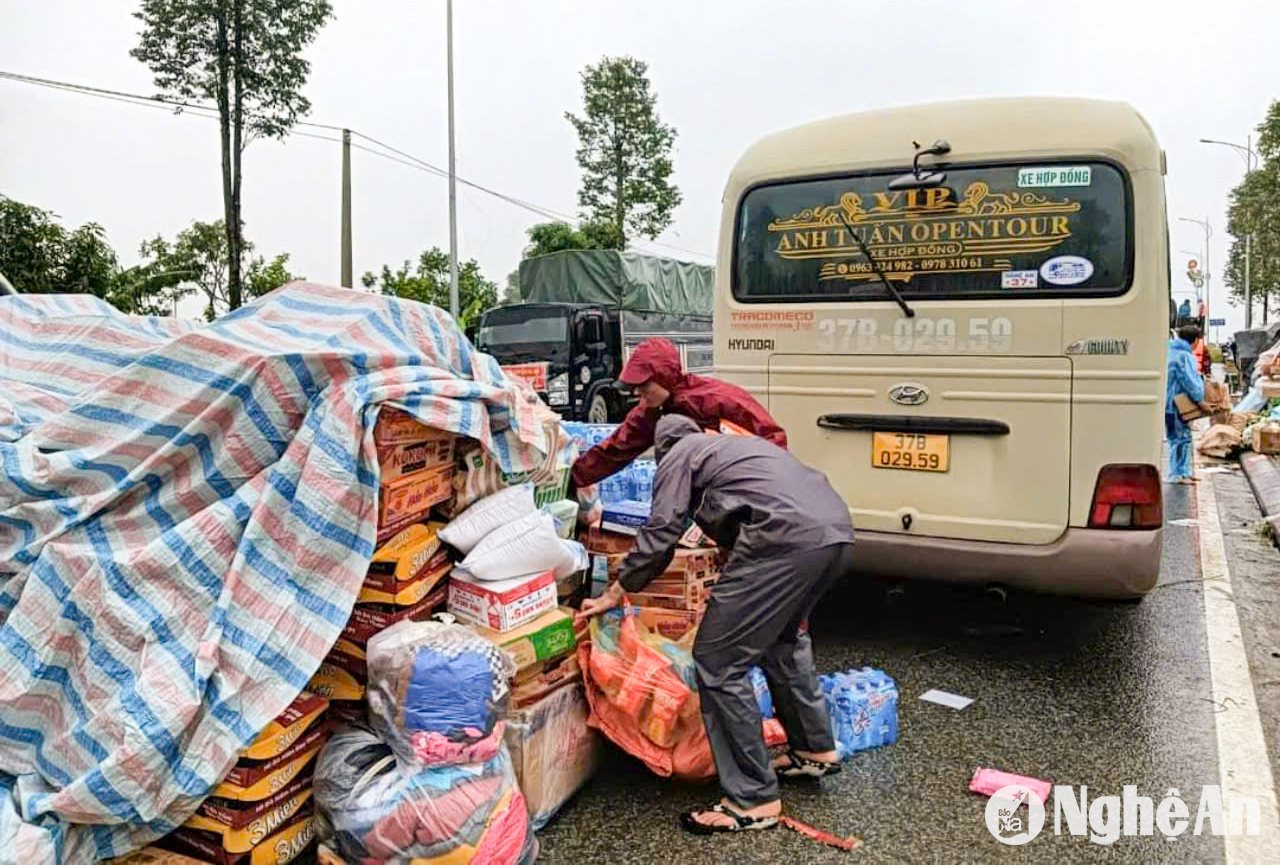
[619,338,682,387]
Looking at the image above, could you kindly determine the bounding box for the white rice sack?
[460,510,568,582]
[556,539,589,580]
[439,484,536,554]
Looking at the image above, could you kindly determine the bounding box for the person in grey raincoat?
[577,414,856,835]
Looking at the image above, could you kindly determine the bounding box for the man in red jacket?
[571,338,787,489]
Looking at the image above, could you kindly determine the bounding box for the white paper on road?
[1168,518,1200,526]
[919,689,974,710]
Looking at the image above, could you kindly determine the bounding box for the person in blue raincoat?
[1166,324,1207,483]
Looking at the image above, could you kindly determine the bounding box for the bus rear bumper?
[848,526,1162,599]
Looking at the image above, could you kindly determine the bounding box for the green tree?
[565,57,681,247]
[0,196,122,299]
[362,247,497,331]
[136,219,298,320]
[522,219,622,258]
[1224,100,1280,325]
[132,0,332,311]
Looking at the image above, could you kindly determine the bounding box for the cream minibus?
[716,98,1169,598]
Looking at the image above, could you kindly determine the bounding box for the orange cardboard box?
[109,849,205,865]
[360,555,450,606]
[377,466,455,543]
[186,778,313,854]
[161,812,315,865]
[213,722,330,803]
[368,522,446,582]
[240,692,328,761]
[633,607,699,640]
[376,435,455,484]
[339,583,449,647]
[510,652,583,708]
[307,652,366,701]
[374,409,453,447]
[584,527,637,556]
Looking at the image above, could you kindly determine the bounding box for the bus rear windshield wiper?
[837,212,915,318]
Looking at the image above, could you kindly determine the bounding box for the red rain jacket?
[571,338,787,488]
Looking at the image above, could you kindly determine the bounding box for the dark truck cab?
[476,250,713,422]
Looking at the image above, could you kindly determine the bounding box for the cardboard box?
[307,652,366,701]
[376,435,456,484]
[359,556,450,606]
[1229,412,1253,433]
[213,722,330,802]
[473,607,577,674]
[510,652,582,709]
[368,522,445,582]
[240,692,328,761]
[109,849,207,865]
[378,466,456,543]
[633,607,699,640]
[161,812,314,865]
[600,501,651,536]
[448,569,557,632]
[1260,376,1280,399]
[584,527,637,556]
[374,408,452,447]
[1253,423,1280,455]
[1204,380,1231,411]
[503,682,600,829]
[186,779,313,854]
[340,583,449,647]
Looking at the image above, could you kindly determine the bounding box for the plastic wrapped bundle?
[749,665,899,760]
[315,724,537,864]
[367,621,517,766]
[579,609,784,779]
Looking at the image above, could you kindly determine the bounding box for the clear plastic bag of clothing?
[366,620,517,767]
[315,723,537,864]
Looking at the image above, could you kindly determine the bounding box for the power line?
[0,69,715,261]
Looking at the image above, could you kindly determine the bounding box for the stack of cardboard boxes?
[582,524,721,640]
[156,693,331,865]
[308,412,458,719]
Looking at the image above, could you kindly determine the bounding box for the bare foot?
[688,798,781,829]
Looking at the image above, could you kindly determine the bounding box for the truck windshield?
[477,310,569,348]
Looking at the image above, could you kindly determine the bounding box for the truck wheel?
[587,393,610,424]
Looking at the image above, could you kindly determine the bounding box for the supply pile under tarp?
[0,285,567,862]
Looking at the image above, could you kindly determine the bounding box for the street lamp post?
[1179,216,1212,336]
[1200,137,1260,328]
[446,0,460,320]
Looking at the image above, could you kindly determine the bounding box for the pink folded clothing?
[969,767,1052,804]
[410,723,505,766]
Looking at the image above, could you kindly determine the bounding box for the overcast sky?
[2,0,1276,335]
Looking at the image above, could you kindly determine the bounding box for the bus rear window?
[733,161,1131,303]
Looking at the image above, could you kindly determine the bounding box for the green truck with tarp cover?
[476,250,713,422]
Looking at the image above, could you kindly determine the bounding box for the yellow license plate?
[871,432,950,472]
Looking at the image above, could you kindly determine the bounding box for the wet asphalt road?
[535,467,1279,864]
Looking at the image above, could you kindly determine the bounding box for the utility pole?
[341,128,353,288]
[446,0,460,319]
[1200,136,1260,328]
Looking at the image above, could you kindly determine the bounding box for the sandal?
[774,749,842,780]
[679,802,780,835]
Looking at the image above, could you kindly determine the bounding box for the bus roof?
[725,97,1161,193]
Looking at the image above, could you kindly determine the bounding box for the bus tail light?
[1089,465,1162,529]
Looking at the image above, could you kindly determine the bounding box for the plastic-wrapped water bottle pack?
[748,666,898,760]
